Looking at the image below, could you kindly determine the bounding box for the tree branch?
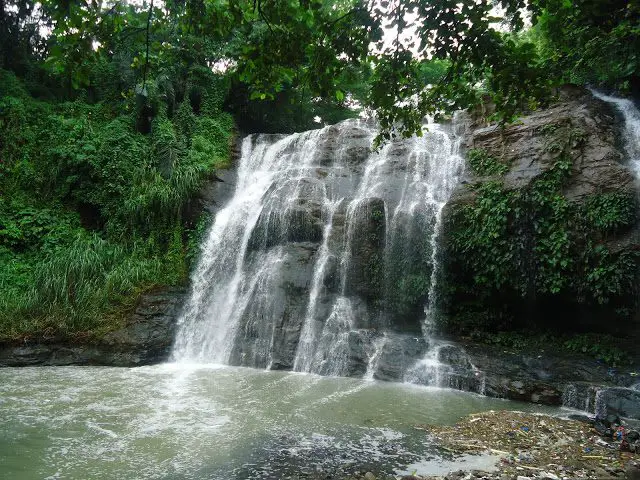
[142,0,153,91]
[255,0,274,35]
[325,6,362,28]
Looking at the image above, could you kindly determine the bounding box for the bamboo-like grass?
[0,234,169,339]
[0,78,234,340]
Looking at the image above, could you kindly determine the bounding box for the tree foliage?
[0,71,233,339]
[2,0,638,136]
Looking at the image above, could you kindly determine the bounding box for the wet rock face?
[100,287,184,363]
[373,334,428,382]
[313,122,372,167]
[462,87,631,197]
[461,341,640,418]
[229,243,318,370]
[248,178,326,251]
[598,388,640,419]
[248,198,325,251]
[437,344,475,372]
[344,197,386,303]
[197,168,238,216]
[441,85,640,334]
[0,287,185,367]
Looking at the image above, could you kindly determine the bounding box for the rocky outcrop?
[197,167,238,216]
[431,87,640,418]
[0,287,185,367]
[373,333,428,381]
[447,340,640,419]
[464,86,632,196]
[440,86,640,334]
[248,183,325,251]
[597,387,640,419]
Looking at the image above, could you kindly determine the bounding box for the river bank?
[344,411,640,480]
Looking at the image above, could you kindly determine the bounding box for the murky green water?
[0,364,561,479]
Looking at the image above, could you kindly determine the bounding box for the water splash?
[293,200,342,373]
[364,333,388,381]
[172,129,331,364]
[404,343,486,393]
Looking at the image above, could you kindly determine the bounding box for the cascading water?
[172,116,469,384]
[590,90,640,173]
[400,116,486,393]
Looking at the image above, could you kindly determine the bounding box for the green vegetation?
[469,331,632,367]
[3,0,637,141]
[0,70,233,340]
[583,192,637,234]
[466,149,509,177]
[1,0,639,342]
[444,124,639,335]
[368,0,640,142]
[563,333,632,367]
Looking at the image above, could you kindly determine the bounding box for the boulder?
[597,387,640,420]
[373,334,428,381]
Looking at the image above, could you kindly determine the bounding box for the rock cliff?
[440,86,640,335]
[0,287,185,367]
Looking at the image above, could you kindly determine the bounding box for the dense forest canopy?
[2,0,639,134]
[0,0,639,340]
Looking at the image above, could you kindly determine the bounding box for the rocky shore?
[339,411,640,480]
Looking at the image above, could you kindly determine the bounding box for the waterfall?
[172,117,466,383]
[590,90,640,174]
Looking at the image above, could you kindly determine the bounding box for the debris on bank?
[408,410,640,479]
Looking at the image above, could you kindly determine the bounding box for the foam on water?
[0,366,561,479]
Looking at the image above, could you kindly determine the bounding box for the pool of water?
[0,364,561,479]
